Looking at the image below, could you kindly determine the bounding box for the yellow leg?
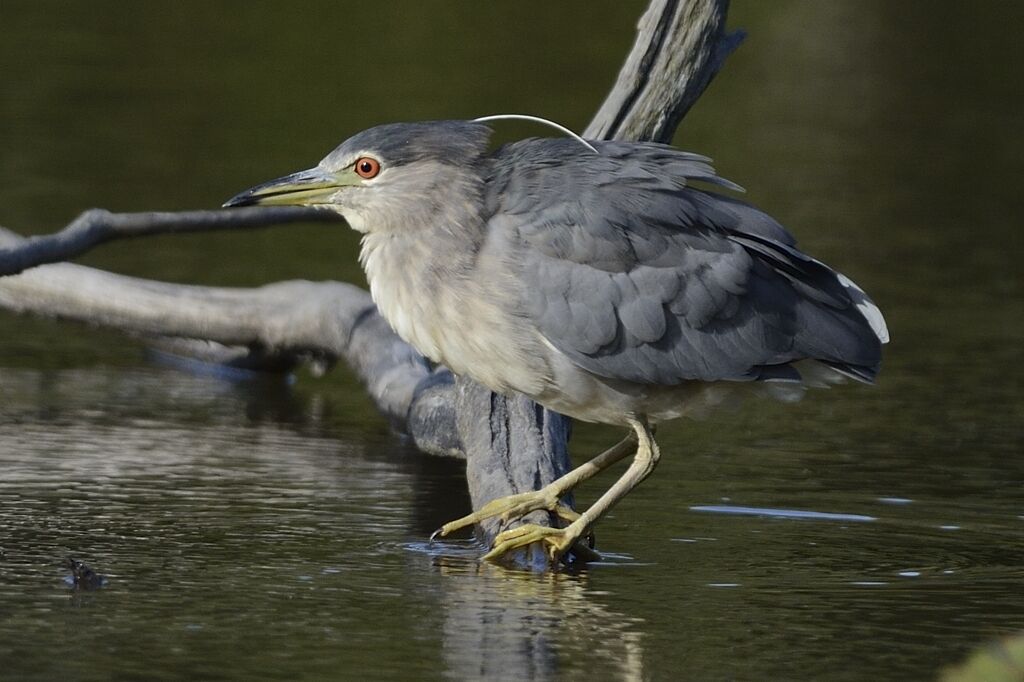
[483,417,660,563]
[430,430,638,541]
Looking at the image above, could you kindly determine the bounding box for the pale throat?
[357,220,484,369]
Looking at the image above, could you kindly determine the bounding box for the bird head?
[224,120,492,234]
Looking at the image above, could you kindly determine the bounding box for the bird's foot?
[481,522,590,563]
[430,489,577,541]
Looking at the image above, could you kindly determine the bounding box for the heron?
[225,117,888,563]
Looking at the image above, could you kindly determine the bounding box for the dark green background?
[0,2,1021,680]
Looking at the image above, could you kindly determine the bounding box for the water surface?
[0,2,1021,680]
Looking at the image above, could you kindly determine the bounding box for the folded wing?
[487,139,887,386]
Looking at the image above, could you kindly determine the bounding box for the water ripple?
[689,505,877,522]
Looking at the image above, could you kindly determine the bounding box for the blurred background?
[0,2,1021,680]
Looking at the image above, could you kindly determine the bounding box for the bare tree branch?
[0,0,741,570]
[0,207,342,278]
[587,0,744,143]
[0,225,460,457]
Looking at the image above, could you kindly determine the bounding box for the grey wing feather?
[487,139,886,386]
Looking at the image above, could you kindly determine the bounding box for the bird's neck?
[358,219,485,365]
[355,199,552,398]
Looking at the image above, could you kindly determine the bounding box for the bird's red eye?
[355,157,381,179]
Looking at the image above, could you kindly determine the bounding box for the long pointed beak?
[223,167,350,208]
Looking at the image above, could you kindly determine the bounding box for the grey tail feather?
[751,364,803,383]
[730,232,890,347]
[822,361,878,384]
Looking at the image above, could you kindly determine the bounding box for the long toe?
[481,523,586,563]
[431,489,564,540]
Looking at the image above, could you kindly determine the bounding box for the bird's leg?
[431,431,638,541]
[482,417,660,564]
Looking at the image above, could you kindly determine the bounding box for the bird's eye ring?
[355,157,381,179]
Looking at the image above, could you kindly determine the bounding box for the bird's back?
[480,138,888,399]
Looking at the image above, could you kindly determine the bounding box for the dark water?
[1,2,1022,680]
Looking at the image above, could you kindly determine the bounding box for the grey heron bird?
[225,118,889,563]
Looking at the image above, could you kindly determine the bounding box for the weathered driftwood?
[0,0,741,570]
[587,0,744,144]
[0,206,342,278]
[0,226,461,457]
